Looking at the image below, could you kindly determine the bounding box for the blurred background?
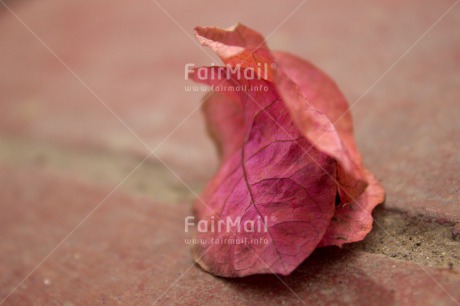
[0,0,459,305]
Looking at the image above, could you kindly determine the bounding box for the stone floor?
[0,0,459,305]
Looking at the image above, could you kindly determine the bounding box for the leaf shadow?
[215,248,397,305]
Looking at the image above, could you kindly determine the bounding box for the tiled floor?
[0,0,459,305]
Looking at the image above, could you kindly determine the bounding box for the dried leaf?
[189,24,384,277]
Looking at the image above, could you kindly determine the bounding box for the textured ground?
[0,0,459,305]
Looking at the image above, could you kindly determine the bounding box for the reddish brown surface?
[0,0,459,305]
[1,166,459,306]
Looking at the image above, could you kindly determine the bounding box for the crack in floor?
[345,206,460,269]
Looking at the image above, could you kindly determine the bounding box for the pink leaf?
[190,24,384,277]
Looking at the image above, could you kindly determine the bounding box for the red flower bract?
[189,23,384,277]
